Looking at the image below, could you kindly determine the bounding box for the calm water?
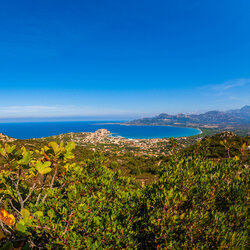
[0,121,200,139]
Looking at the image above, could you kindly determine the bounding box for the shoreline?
[0,122,203,140]
[96,122,203,137]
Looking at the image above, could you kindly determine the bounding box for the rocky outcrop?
[0,133,16,143]
[219,131,237,139]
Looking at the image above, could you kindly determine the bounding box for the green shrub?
[109,161,119,170]
[0,141,248,249]
[137,156,249,248]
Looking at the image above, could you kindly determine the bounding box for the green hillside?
[0,132,249,249]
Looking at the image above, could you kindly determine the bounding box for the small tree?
[0,142,75,245]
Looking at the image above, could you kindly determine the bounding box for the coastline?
[197,128,203,135]
[0,121,202,140]
[97,122,203,137]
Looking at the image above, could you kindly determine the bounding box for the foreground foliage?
[139,157,248,248]
[0,139,249,249]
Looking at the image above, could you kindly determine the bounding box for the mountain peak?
[129,105,250,129]
[240,105,250,111]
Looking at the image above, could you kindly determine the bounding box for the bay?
[0,121,201,139]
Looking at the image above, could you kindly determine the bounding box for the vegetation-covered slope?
[0,133,249,249]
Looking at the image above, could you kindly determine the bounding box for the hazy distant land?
[126,105,250,136]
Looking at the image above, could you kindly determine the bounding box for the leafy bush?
[0,141,248,249]
[0,143,140,248]
[137,156,249,248]
[109,161,119,170]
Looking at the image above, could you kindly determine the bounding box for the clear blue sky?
[0,0,249,120]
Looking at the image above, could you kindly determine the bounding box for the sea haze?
[0,121,201,140]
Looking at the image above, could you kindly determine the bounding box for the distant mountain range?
[128,106,250,129]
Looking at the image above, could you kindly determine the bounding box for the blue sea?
[0,121,201,140]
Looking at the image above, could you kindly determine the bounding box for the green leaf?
[48,209,55,219]
[21,208,31,223]
[16,222,28,234]
[49,142,60,154]
[36,161,52,175]
[64,152,75,160]
[33,211,43,219]
[40,167,52,175]
[65,142,75,152]
[5,144,16,154]
[0,147,6,157]
[18,151,32,165]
